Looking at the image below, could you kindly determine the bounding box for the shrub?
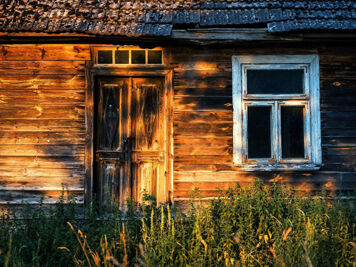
[0,179,355,266]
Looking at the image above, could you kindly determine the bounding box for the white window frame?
[232,55,321,171]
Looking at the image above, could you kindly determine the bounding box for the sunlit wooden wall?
[170,43,356,204]
[0,44,90,204]
[0,42,354,206]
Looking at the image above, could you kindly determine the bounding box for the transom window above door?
[232,55,321,171]
[94,47,163,65]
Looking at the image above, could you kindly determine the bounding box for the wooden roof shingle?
[0,0,355,36]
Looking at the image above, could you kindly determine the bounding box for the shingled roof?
[0,0,355,37]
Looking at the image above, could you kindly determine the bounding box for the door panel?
[94,77,166,206]
[131,78,164,202]
[95,78,130,206]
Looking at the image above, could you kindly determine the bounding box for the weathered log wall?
[0,44,90,204]
[169,43,356,202]
[0,42,355,206]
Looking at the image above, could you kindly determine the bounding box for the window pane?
[148,50,162,64]
[131,50,146,64]
[115,50,129,64]
[98,50,113,64]
[247,106,271,158]
[281,106,305,158]
[247,69,304,94]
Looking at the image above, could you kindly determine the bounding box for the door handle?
[122,137,132,150]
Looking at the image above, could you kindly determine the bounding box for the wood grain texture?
[0,44,88,204]
[0,42,355,206]
[0,45,90,61]
[170,44,356,202]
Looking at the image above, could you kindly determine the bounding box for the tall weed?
[0,179,355,266]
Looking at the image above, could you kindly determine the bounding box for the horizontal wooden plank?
[170,49,233,63]
[175,137,232,147]
[174,122,232,137]
[323,154,356,163]
[174,96,232,111]
[174,182,241,192]
[0,90,85,104]
[174,155,233,164]
[0,61,85,75]
[323,128,356,137]
[0,156,84,168]
[174,77,232,90]
[320,78,356,91]
[174,163,229,172]
[175,146,231,156]
[322,120,356,129]
[324,147,356,156]
[174,71,232,84]
[0,176,83,190]
[0,144,84,156]
[0,119,85,132]
[320,163,356,172]
[174,172,356,198]
[0,105,84,119]
[0,44,90,61]
[322,137,356,147]
[320,62,356,79]
[0,132,85,145]
[174,86,232,97]
[174,111,232,123]
[321,111,356,119]
[319,55,356,64]
[0,190,84,204]
[174,162,356,173]
[174,171,356,183]
[0,74,85,90]
[0,166,83,177]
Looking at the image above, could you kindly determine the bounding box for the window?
[232,55,321,171]
[95,48,163,65]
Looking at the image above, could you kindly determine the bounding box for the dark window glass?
[148,50,162,64]
[115,50,129,64]
[98,50,113,64]
[131,50,146,64]
[281,106,305,158]
[247,106,271,158]
[247,69,304,94]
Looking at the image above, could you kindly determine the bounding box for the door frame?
[85,65,174,205]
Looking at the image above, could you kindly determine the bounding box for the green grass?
[0,179,355,266]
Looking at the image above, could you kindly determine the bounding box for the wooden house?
[0,0,355,207]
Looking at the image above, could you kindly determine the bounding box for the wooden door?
[131,78,165,202]
[94,77,165,206]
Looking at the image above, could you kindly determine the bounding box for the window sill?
[234,163,322,172]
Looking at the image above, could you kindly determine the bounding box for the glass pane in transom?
[247,69,304,94]
[115,50,129,64]
[148,50,162,64]
[131,50,146,64]
[98,50,113,64]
